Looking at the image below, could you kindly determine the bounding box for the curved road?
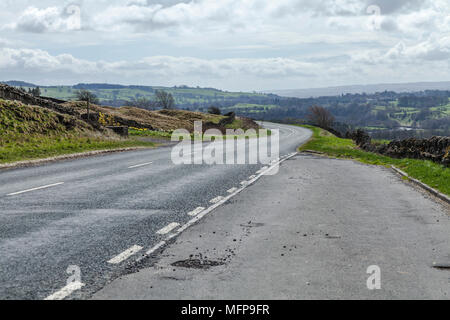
[0,122,311,299]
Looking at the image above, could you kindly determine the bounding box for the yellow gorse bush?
[98,112,120,127]
[130,127,149,131]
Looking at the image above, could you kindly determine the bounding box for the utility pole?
[87,96,90,121]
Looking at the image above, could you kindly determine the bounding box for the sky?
[0,0,449,91]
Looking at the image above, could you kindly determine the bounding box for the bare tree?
[307,105,335,129]
[154,90,175,110]
[128,97,156,110]
[75,90,99,120]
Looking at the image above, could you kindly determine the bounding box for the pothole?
[171,259,225,270]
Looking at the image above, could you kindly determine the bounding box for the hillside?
[0,82,260,164]
[4,81,449,139]
[270,81,450,98]
[63,101,246,132]
[0,99,155,164]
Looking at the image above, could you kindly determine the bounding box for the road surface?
[94,153,450,300]
[0,122,309,300]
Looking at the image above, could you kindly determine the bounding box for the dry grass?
[64,102,226,132]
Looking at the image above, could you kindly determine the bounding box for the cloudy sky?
[0,0,449,91]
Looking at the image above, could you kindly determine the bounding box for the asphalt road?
[94,154,450,300]
[0,122,310,300]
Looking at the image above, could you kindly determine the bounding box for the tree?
[154,90,175,109]
[128,97,156,110]
[207,106,221,115]
[307,105,335,129]
[75,89,99,120]
[27,87,41,96]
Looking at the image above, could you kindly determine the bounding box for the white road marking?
[176,153,298,237]
[128,162,153,169]
[7,182,64,196]
[107,245,143,264]
[145,241,166,256]
[188,207,205,217]
[248,175,257,180]
[135,152,299,273]
[44,282,85,300]
[227,187,238,193]
[210,196,224,204]
[156,222,180,235]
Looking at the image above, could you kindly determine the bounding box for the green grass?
[299,125,450,196]
[0,134,155,164]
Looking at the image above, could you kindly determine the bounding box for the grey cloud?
[364,0,425,15]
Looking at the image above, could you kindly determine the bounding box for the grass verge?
[0,134,155,164]
[299,125,450,196]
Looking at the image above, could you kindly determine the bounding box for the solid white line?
[107,245,143,264]
[128,162,153,169]
[7,182,64,196]
[44,282,85,300]
[227,187,238,193]
[139,152,299,268]
[187,207,205,217]
[210,196,224,204]
[156,222,180,235]
[145,241,166,256]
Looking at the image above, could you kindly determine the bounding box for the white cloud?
[0,47,320,79]
[7,5,82,33]
[1,1,450,89]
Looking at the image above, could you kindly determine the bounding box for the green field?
[299,125,450,196]
[31,86,270,108]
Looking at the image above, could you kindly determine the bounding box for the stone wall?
[346,129,450,166]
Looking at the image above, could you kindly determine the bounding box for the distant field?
[30,86,271,108]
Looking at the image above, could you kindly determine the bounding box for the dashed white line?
[128,162,153,169]
[44,151,300,301]
[44,282,85,300]
[156,222,180,235]
[107,245,143,264]
[187,207,205,217]
[210,196,224,204]
[227,187,238,194]
[7,182,64,196]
